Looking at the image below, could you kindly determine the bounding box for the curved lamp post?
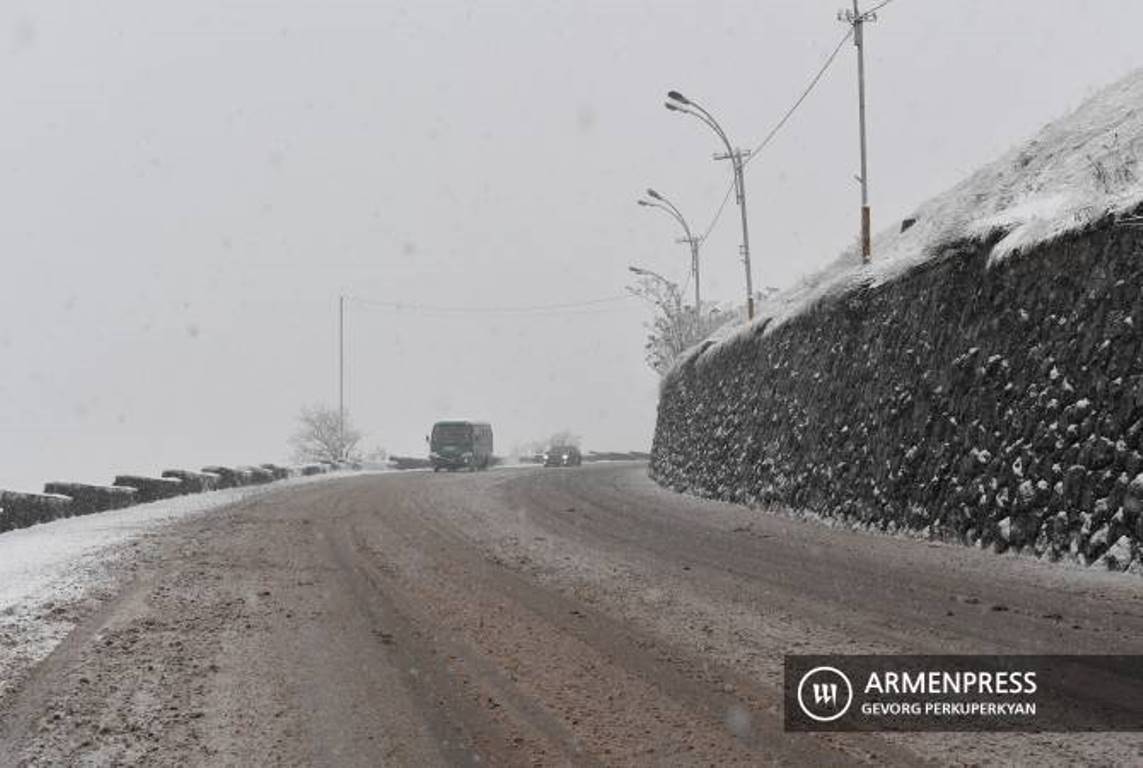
[665,90,756,320]
[627,264,674,288]
[637,188,701,316]
[627,264,684,308]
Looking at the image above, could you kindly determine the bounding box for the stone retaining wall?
[651,217,1143,572]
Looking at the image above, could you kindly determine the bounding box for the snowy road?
[1,464,1141,766]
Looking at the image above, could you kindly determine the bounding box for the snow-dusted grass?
[685,67,1143,372]
[0,471,369,699]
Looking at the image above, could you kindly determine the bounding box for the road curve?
[1,463,1141,766]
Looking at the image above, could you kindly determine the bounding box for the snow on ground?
[690,67,1143,367]
[0,471,368,699]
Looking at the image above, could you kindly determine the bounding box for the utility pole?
[683,235,701,316]
[665,91,756,320]
[840,0,876,263]
[716,147,754,317]
[338,294,345,460]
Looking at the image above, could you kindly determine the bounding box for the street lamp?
[665,90,756,320]
[636,188,701,316]
[628,264,673,286]
[627,265,683,311]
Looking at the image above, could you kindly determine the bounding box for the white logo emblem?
[797,666,854,722]
[813,682,838,707]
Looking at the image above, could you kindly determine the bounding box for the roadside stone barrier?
[42,482,137,516]
[651,217,1143,573]
[2,459,349,536]
[239,466,275,485]
[162,469,220,493]
[0,491,73,531]
[260,464,290,481]
[201,466,244,489]
[113,475,186,503]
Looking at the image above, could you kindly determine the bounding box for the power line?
[700,178,737,241]
[345,293,637,316]
[696,26,856,242]
[745,26,854,169]
[864,0,897,15]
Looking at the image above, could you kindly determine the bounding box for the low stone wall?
[1,461,340,535]
[42,483,137,516]
[162,470,220,493]
[260,464,291,481]
[651,217,1143,572]
[0,492,73,532]
[239,466,275,485]
[201,466,245,489]
[114,475,185,503]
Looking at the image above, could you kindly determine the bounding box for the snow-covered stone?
[1097,535,1134,571]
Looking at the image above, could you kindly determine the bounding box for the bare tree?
[627,273,733,375]
[289,404,363,463]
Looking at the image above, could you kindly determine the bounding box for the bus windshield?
[432,423,472,445]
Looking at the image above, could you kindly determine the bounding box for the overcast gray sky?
[2,1,1142,491]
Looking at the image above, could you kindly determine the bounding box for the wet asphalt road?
[2,463,1141,766]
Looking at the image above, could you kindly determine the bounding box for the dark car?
[543,445,582,467]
